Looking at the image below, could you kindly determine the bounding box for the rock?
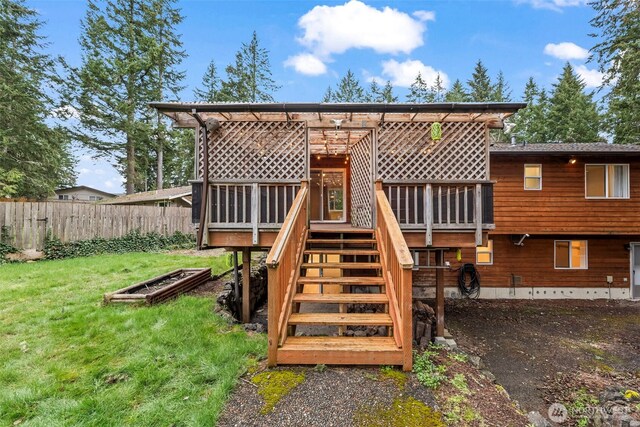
[469,355,485,369]
[415,321,426,339]
[600,387,624,402]
[377,326,387,336]
[481,369,496,382]
[354,330,367,337]
[345,330,355,337]
[243,323,264,333]
[527,411,551,427]
[419,336,430,349]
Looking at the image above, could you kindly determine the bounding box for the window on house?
[524,164,542,190]
[58,195,69,200]
[89,196,98,201]
[555,240,588,269]
[476,240,493,265]
[585,164,629,198]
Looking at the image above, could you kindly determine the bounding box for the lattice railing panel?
[350,132,373,228]
[198,121,306,181]
[377,122,487,181]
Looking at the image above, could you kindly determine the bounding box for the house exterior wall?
[491,154,640,235]
[412,152,640,299]
[51,188,114,202]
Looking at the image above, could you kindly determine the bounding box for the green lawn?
[0,253,266,426]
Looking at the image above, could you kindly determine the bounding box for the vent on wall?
[511,274,523,286]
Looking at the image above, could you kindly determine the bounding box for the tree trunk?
[156,111,164,190]
[126,133,135,194]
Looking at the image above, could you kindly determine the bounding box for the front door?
[632,244,640,298]
[310,169,346,222]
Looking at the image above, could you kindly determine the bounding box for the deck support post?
[475,183,483,246]
[233,250,240,317]
[242,248,251,323]
[435,250,445,337]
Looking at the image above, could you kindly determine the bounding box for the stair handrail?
[266,180,308,366]
[375,180,414,371]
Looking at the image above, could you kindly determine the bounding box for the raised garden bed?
[104,268,211,305]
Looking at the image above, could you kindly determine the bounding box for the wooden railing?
[201,182,301,244]
[375,181,414,371]
[266,181,309,366]
[383,183,494,245]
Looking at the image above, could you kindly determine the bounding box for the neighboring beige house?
[52,186,117,202]
[103,186,191,207]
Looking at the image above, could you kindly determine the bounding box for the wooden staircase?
[276,228,404,366]
[267,182,413,371]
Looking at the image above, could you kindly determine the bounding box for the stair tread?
[310,228,374,234]
[304,249,379,255]
[288,313,392,326]
[307,239,376,244]
[298,277,385,285]
[301,262,381,269]
[293,293,388,303]
[282,336,399,351]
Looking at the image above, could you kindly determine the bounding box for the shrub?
[43,230,195,260]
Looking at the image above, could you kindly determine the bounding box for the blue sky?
[28,0,602,193]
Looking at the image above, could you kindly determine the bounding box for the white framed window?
[554,240,588,269]
[524,164,542,190]
[585,164,630,199]
[476,240,493,265]
[58,194,69,200]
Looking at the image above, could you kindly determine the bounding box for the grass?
[0,253,266,426]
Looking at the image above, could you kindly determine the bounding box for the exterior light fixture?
[569,157,577,165]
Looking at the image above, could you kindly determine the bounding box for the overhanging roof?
[150,102,527,129]
[490,142,640,155]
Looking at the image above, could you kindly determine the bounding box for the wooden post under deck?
[233,251,240,317]
[435,250,445,337]
[242,248,251,323]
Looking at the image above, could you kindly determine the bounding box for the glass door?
[309,169,346,222]
[632,244,640,299]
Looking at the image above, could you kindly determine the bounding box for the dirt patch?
[167,248,226,257]
[445,299,640,420]
[130,271,193,295]
[186,271,233,298]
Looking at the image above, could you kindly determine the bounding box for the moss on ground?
[380,366,407,389]
[353,397,445,427]
[251,370,305,414]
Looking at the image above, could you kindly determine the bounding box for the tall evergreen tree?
[590,0,640,144]
[322,86,334,103]
[431,73,446,102]
[194,60,221,102]
[69,0,184,194]
[0,0,74,198]
[508,77,551,143]
[146,0,185,190]
[365,80,382,103]
[331,70,365,102]
[467,60,493,102]
[219,31,280,102]
[445,79,470,102]
[548,63,601,142]
[492,71,512,102]
[379,81,397,103]
[406,72,432,103]
[366,80,397,103]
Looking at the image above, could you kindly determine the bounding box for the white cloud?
[544,42,589,60]
[575,65,604,88]
[79,168,91,175]
[284,53,327,76]
[104,180,114,189]
[379,59,449,88]
[296,1,430,58]
[517,0,587,11]
[413,10,435,22]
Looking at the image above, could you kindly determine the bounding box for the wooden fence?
[0,201,193,251]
